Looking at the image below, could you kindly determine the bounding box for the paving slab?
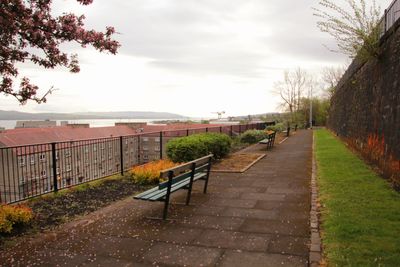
[219,250,308,267]
[0,130,313,266]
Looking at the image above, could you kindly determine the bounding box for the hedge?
[239,130,270,144]
[166,133,231,162]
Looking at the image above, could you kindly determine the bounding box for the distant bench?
[134,154,213,220]
[258,131,276,149]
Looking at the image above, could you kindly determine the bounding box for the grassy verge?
[315,129,400,266]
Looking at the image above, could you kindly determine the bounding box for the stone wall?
[328,20,400,187]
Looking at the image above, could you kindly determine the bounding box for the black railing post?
[384,9,387,32]
[220,126,222,133]
[159,131,163,160]
[186,129,189,136]
[51,142,58,192]
[206,127,208,133]
[239,124,242,134]
[230,125,233,137]
[287,127,290,137]
[119,136,124,175]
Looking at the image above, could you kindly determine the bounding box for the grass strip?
[315,129,400,266]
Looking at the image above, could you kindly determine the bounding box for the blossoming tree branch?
[0,0,120,104]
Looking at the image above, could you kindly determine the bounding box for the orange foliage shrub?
[0,204,33,234]
[131,160,180,184]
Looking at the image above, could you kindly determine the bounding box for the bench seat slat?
[134,172,207,201]
[158,163,209,190]
[147,172,207,201]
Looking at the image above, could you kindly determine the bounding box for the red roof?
[0,123,228,148]
[0,126,137,147]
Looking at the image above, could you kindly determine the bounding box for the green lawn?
[315,129,400,266]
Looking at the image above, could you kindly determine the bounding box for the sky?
[0,0,392,118]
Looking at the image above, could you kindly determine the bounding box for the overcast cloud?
[0,0,392,118]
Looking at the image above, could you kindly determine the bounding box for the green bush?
[239,130,269,144]
[166,133,231,162]
[266,122,286,132]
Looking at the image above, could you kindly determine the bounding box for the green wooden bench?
[133,154,213,220]
[259,131,276,149]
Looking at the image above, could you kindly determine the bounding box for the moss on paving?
[315,129,400,266]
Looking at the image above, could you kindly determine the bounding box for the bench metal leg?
[163,170,174,220]
[203,158,212,194]
[186,163,196,205]
[162,196,170,220]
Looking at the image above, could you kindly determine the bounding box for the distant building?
[0,123,226,203]
[15,120,57,128]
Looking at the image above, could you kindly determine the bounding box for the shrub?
[166,133,231,162]
[130,159,179,184]
[266,122,286,132]
[0,204,33,234]
[239,130,270,144]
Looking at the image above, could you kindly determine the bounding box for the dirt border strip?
[211,154,266,173]
[310,131,322,266]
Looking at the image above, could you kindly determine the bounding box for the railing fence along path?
[0,122,273,204]
[379,0,400,36]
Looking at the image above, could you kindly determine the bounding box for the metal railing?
[379,0,400,36]
[0,122,274,204]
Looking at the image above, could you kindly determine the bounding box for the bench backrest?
[158,154,213,190]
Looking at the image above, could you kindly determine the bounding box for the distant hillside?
[0,110,186,120]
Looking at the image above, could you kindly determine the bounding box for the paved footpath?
[0,130,313,267]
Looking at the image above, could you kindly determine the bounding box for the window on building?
[66,164,71,172]
[143,155,149,160]
[18,157,25,166]
[56,167,60,175]
[30,155,35,165]
[93,144,97,152]
[85,147,89,153]
[40,170,46,177]
[39,154,46,162]
[142,137,149,142]
[125,139,128,145]
[143,146,149,151]
[65,149,71,157]
[19,176,26,184]
[100,143,105,150]
[56,152,59,160]
[154,145,160,152]
[155,137,160,142]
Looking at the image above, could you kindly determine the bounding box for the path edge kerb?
[310,130,323,266]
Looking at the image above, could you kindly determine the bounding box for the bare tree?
[313,0,382,60]
[321,66,346,98]
[274,68,311,122]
